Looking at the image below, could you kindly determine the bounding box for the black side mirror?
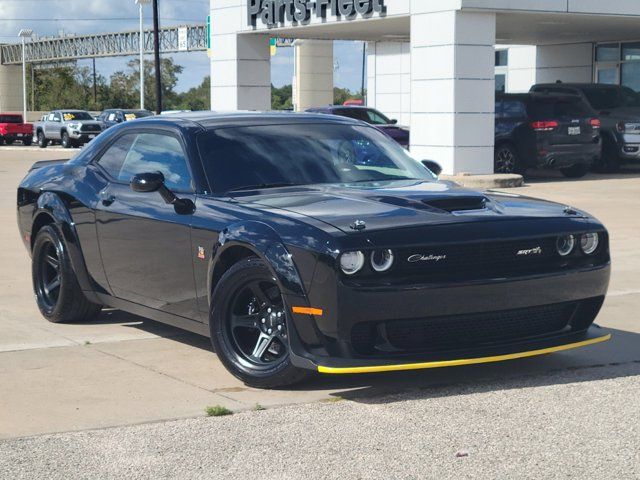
[131,171,165,193]
[421,160,443,177]
[130,172,194,214]
[390,119,398,125]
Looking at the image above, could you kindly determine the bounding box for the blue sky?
[0,0,364,92]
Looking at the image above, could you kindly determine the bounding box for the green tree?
[271,84,292,110]
[333,87,364,105]
[174,76,210,111]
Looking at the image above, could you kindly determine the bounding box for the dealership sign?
[248,0,387,27]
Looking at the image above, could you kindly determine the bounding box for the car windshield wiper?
[228,182,302,192]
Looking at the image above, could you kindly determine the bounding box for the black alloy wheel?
[494,144,521,174]
[32,225,102,323]
[61,131,71,149]
[210,258,310,388]
[37,131,48,148]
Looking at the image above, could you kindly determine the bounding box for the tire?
[61,131,71,149]
[23,136,33,146]
[209,257,311,388]
[37,131,48,149]
[561,163,590,178]
[494,143,524,174]
[5,138,14,146]
[594,136,621,173]
[31,225,102,323]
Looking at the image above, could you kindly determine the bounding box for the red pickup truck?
[0,114,33,146]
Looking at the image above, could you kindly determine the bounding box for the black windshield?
[62,111,94,121]
[0,115,22,123]
[198,123,434,193]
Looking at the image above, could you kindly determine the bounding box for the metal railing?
[1,25,207,65]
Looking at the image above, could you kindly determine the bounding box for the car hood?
[233,180,583,234]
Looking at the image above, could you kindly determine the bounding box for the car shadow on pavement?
[523,165,640,184]
[100,308,640,404]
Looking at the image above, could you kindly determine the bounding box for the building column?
[209,4,270,111]
[410,8,496,175]
[367,41,411,126]
[294,40,333,112]
[0,63,23,112]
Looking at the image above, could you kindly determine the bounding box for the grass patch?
[320,396,344,403]
[253,403,266,411]
[205,405,233,417]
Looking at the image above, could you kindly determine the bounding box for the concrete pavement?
[1,147,639,476]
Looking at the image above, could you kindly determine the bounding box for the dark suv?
[531,83,640,171]
[495,93,601,178]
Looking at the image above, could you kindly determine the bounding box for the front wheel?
[561,163,590,178]
[37,131,48,148]
[32,225,102,323]
[209,257,311,388]
[61,131,71,149]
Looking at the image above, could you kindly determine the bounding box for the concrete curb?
[440,173,524,189]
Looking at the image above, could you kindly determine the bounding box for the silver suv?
[35,110,103,149]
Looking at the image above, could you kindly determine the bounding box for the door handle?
[100,193,116,206]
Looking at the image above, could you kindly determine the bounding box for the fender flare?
[207,221,307,304]
[34,192,98,298]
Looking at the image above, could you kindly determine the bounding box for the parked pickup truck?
[35,110,103,149]
[0,113,33,146]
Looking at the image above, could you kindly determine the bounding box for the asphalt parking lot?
[1,146,639,478]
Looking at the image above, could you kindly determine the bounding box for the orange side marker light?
[292,306,323,316]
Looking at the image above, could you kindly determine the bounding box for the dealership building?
[209,0,640,174]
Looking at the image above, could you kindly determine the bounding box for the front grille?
[80,124,101,132]
[351,302,577,355]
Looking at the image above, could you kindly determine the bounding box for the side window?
[96,134,137,179]
[118,133,193,192]
[365,110,388,125]
[48,113,55,121]
[502,100,526,119]
[108,113,116,122]
[52,113,61,122]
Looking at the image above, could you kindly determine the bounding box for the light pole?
[135,0,151,110]
[18,29,33,122]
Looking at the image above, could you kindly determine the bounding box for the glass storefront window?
[495,74,506,93]
[596,43,620,62]
[621,62,640,92]
[597,68,618,85]
[622,42,640,61]
[495,50,508,67]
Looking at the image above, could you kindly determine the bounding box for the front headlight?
[340,251,365,275]
[580,233,600,255]
[556,235,575,257]
[371,249,394,272]
[68,122,82,129]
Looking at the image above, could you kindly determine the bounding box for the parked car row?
[0,108,155,149]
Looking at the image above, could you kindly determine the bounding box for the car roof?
[497,92,581,100]
[533,83,621,90]
[135,111,365,128]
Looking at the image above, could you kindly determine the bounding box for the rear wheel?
[37,131,48,148]
[61,131,71,149]
[32,225,102,323]
[561,163,590,178]
[23,136,33,146]
[494,144,523,174]
[210,257,310,388]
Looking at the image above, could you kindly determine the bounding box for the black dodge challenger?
[17,112,611,388]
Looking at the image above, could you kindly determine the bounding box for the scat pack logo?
[248,0,386,28]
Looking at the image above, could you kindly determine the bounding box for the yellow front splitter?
[317,333,611,374]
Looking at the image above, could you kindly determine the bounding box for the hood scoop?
[423,196,488,213]
[371,194,488,213]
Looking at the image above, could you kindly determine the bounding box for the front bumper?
[69,131,100,141]
[311,326,610,374]
[287,262,610,373]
